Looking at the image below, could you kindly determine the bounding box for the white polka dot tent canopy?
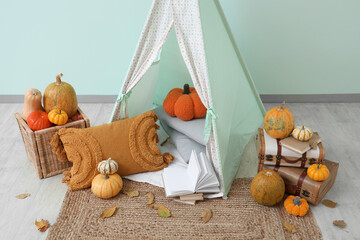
[110,0,265,198]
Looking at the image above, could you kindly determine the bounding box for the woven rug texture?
[47,178,322,240]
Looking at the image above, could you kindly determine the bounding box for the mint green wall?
[1,0,359,95]
[220,0,360,94]
[0,0,152,95]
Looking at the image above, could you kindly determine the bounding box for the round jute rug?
[47,178,322,239]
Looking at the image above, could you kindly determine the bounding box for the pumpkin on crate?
[284,195,309,216]
[250,170,285,206]
[163,84,207,121]
[48,109,68,125]
[263,101,294,139]
[292,126,313,142]
[307,163,329,181]
[43,73,78,118]
[21,88,44,121]
[91,159,123,199]
[27,111,53,131]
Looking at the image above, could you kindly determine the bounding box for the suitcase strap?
[275,139,307,168]
[284,168,308,196]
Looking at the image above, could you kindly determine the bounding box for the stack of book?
[162,150,220,204]
[257,128,338,205]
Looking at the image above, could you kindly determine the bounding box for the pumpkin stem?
[105,174,109,179]
[279,101,286,111]
[183,84,190,94]
[317,163,321,169]
[58,109,62,115]
[56,73,63,85]
[264,171,273,177]
[293,197,302,206]
[32,90,39,96]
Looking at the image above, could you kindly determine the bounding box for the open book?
[162,150,220,197]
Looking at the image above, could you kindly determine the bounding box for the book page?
[186,150,201,191]
[162,164,194,197]
[195,152,220,192]
[196,153,209,189]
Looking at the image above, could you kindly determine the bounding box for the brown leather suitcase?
[261,159,339,205]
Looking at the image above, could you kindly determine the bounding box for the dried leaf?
[35,219,49,232]
[201,208,212,223]
[16,193,30,199]
[100,205,117,218]
[322,199,337,208]
[146,192,155,207]
[333,220,346,228]
[156,205,171,217]
[124,190,139,197]
[283,221,297,234]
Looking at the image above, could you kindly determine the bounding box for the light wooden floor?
[1,103,359,240]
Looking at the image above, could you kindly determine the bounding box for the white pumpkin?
[292,126,313,141]
[97,158,118,175]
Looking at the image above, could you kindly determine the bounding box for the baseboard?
[260,94,360,103]
[0,95,118,103]
[1,94,359,103]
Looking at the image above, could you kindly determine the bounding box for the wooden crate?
[15,108,90,179]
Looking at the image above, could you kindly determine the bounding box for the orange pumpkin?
[27,111,53,131]
[48,109,68,125]
[284,195,309,216]
[250,170,285,206]
[307,163,329,181]
[43,73,78,118]
[264,101,294,139]
[91,173,123,199]
[163,84,207,121]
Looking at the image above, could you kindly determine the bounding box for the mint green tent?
[110,0,265,198]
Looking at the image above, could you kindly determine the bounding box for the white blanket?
[125,140,187,187]
[125,125,223,199]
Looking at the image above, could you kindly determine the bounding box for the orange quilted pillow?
[50,110,174,191]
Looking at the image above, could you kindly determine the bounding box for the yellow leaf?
[201,208,212,223]
[16,193,31,199]
[100,205,117,218]
[146,192,155,206]
[124,190,139,197]
[156,205,171,217]
[35,219,49,232]
[283,221,297,234]
[322,199,337,208]
[333,220,346,228]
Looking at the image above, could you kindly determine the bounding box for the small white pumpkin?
[292,126,313,141]
[97,158,118,175]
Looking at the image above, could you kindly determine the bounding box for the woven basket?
[15,108,90,179]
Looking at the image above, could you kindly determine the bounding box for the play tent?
[110,0,265,198]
